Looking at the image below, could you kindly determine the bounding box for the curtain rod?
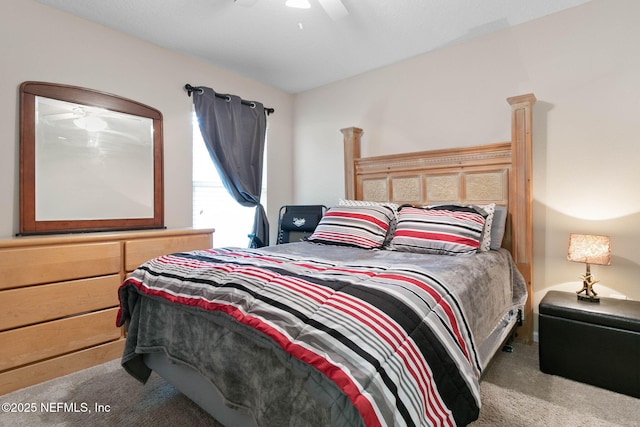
[184,84,275,115]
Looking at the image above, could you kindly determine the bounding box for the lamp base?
[576,270,600,303]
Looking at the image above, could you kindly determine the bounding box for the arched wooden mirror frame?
[19,82,164,235]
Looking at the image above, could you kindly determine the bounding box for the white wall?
[293,0,640,335]
[0,0,294,242]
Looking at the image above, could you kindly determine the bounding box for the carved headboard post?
[507,93,536,344]
[341,127,363,200]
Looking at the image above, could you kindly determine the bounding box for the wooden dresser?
[0,228,214,395]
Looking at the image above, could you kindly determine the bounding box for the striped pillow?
[389,205,488,255]
[307,205,394,249]
[338,199,400,247]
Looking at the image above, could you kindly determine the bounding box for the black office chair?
[276,205,327,244]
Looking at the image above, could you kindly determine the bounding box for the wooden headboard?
[341,93,536,343]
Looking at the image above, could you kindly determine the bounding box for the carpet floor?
[1,342,638,426]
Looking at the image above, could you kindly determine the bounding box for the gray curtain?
[193,87,268,247]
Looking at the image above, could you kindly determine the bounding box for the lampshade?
[567,234,611,266]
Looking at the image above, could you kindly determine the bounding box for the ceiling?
[37,0,591,94]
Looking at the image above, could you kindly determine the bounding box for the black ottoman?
[539,290,640,398]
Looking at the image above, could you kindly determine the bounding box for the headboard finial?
[507,93,537,106]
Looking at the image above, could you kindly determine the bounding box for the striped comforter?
[117,247,484,426]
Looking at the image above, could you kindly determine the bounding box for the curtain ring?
[225,95,231,102]
[249,102,256,109]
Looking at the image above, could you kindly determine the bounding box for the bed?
[117,93,536,427]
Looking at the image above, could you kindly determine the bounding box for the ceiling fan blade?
[318,0,349,21]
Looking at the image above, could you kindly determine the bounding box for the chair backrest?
[277,205,327,244]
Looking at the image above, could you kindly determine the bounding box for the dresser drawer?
[0,340,125,396]
[0,307,121,371]
[0,274,121,331]
[0,242,121,290]
[124,233,212,272]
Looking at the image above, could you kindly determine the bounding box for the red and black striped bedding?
[118,245,517,426]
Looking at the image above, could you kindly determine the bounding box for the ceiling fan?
[234,0,349,21]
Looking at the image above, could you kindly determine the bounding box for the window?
[192,113,267,247]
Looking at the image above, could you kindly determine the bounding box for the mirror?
[19,82,164,235]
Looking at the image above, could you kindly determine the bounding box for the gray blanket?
[118,243,526,427]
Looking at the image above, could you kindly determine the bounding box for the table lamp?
[567,233,611,302]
